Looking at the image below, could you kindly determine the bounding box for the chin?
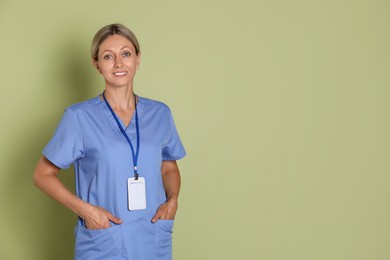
[108,79,132,87]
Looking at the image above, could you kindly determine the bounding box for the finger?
[161,205,174,219]
[161,209,170,220]
[168,209,176,220]
[106,211,123,224]
[151,211,162,223]
[99,221,111,229]
[86,219,108,230]
[163,207,174,220]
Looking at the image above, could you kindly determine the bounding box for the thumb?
[107,212,123,224]
[151,212,161,223]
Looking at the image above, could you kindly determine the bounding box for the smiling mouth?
[113,72,127,76]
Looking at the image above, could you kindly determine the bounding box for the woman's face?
[93,34,140,88]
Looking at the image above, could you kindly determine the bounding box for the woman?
[33,23,186,260]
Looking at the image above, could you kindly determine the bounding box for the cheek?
[132,60,140,70]
[99,64,112,74]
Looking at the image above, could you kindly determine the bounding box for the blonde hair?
[91,23,140,61]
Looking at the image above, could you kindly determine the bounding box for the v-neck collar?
[96,94,144,132]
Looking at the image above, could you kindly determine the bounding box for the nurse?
[33,23,186,260]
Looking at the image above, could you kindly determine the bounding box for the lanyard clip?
[134,166,139,180]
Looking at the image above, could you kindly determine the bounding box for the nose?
[114,55,123,68]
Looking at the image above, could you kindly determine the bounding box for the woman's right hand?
[33,156,122,230]
[83,205,123,230]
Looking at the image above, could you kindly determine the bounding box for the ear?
[92,59,102,74]
[136,52,141,70]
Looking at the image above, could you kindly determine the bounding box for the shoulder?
[139,96,172,114]
[65,95,101,114]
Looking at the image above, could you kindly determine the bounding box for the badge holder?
[128,177,146,210]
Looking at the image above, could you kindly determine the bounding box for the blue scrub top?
[43,94,186,260]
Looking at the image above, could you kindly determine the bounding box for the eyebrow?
[101,46,134,53]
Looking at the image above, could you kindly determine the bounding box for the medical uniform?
[43,94,186,260]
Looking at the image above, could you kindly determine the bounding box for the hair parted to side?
[91,23,140,61]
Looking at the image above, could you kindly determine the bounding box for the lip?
[113,71,128,77]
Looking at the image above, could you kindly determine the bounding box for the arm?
[151,160,181,222]
[33,156,122,229]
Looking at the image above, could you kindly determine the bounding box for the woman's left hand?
[151,199,178,223]
[152,160,181,223]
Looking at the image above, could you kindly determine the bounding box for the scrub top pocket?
[155,220,174,260]
[75,224,124,260]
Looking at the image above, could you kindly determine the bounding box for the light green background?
[1,0,389,259]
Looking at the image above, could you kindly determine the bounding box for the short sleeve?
[162,109,186,161]
[42,108,85,169]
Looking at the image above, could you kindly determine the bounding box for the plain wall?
[0,0,389,259]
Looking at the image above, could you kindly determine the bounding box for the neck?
[104,85,136,110]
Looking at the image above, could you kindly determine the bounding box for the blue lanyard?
[102,91,140,180]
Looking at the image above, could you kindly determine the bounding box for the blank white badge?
[127,177,146,210]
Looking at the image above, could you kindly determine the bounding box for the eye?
[122,51,131,57]
[103,54,113,60]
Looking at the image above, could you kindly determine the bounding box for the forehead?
[99,34,136,52]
